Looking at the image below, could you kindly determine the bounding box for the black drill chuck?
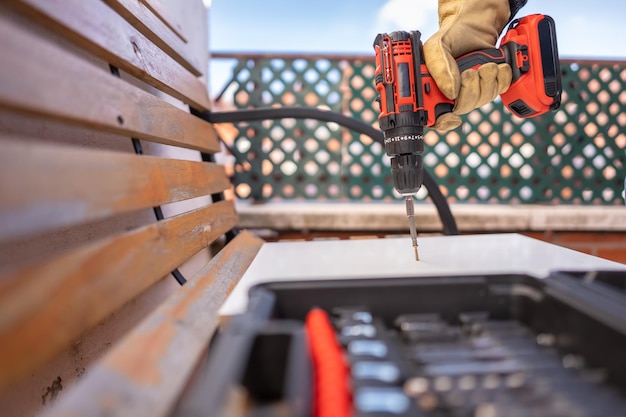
[391,153,423,195]
[379,113,425,195]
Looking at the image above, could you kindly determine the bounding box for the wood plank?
[0,13,219,152]
[236,202,626,233]
[103,0,202,76]
[0,200,238,389]
[13,0,211,110]
[0,139,231,243]
[39,231,264,417]
[139,0,188,43]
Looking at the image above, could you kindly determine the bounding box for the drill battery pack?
[177,270,626,417]
[499,14,562,118]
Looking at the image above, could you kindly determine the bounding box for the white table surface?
[220,233,626,316]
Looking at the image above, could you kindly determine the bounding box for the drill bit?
[405,195,419,261]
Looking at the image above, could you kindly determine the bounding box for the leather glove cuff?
[508,0,528,22]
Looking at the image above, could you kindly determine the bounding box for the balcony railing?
[212,52,626,205]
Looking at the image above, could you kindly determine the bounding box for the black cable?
[109,65,187,285]
[198,107,459,235]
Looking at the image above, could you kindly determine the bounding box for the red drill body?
[373,14,561,197]
[373,14,561,261]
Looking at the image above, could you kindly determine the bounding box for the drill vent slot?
[509,99,536,117]
[545,80,558,97]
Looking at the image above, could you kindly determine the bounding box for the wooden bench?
[0,1,264,416]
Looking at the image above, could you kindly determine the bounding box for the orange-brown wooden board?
[38,231,263,417]
[13,0,210,110]
[0,138,230,243]
[0,200,238,389]
[104,0,203,76]
[0,13,219,152]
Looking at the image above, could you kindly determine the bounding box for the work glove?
[423,0,524,131]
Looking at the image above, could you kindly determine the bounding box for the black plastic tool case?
[176,270,626,417]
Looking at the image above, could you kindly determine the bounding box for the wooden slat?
[104,0,202,75]
[0,200,238,389]
[0,139,230,243]
[13,0,211,110]
[39,231,263,417]
[139,0,188,43]
[0,13,219,152]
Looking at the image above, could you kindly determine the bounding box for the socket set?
[332,308,626,416]
[177,270,626,417]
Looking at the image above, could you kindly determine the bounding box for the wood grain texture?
[0,138,230,243]
[0,13,219,152]
[139,0,187,43]
[104,0,202,75]
[38,231,263,417]
[0,200,238,389]
[14,0,210,110]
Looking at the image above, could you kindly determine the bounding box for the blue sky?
[206,0,626,97]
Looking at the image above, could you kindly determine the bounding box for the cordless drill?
[373,14,562,260]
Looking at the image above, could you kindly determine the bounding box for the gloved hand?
[423,0,520,131]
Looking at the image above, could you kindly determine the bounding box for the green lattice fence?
[213,53,626,204]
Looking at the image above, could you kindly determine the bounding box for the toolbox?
[177,270,626,417]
